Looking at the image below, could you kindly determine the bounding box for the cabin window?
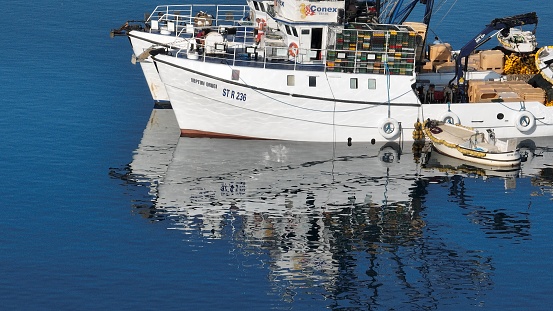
[287,75,295,86]
[292,27,298,37]
[350,78,358,89]
[309,76,316,87]
[368,79,376,89]
[253,1,259,10]
[260,3,266,12]
[285,25,291,35]
[301,29,310,35]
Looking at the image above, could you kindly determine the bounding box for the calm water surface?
[1,0,553,310]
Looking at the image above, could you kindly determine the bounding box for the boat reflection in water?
[120,110,553,306]
[422,146,521,190]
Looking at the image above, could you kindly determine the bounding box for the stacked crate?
[468,80,546,103]
[402,22,427,62]
[428,43,452,71]
[480,50,504,73]
[326,24,416,75]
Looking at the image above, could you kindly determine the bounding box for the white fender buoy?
[514,111,535,132]
[379,118,400,139]
[441,111,460,124]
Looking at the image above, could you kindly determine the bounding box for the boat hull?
[128,31,192,103]
[424,122,521,167]
[432,143,521,167]
[155,54,422,142]
[154,53,553,142]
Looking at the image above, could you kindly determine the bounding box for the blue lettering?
[222,88,246,101]
[309,5,338,13]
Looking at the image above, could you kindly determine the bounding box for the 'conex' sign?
[275,0,345,23]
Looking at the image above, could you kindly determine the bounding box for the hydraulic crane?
[450,12,538,102]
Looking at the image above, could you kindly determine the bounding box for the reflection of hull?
[432,142,520,167]
[154,138,429,282]
[518,138,553,186]
[423,149,520,180]
[124,121,553,293]
[128,109,180,194]
[157,139,419,212]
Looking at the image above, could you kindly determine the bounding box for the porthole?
[497,113,504,120]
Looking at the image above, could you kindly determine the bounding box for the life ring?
[514,110,536,132]
[378,118,400,139]
[288,42,298,57]
[441,111,460,124]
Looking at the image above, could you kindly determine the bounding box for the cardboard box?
[429,43,452,62]
[480,50,504,71]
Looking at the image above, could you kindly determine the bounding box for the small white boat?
[535,45,553,84]
[497,27,537,53]
[423,120,521,167]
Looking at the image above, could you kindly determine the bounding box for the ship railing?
[173,41,416,75]
[171,26,417,76]
[145,5,251,38]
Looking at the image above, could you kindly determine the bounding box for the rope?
[385,58,391,118]
[423,124,486,158]
[324,71,338,165]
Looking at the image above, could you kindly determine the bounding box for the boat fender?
[378,146,399,167]
[288,42,298,57]
[378,118,400,139]
[441,111,460,124]
[514,110,536,132]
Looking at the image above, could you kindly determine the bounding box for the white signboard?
[275,0,345,23]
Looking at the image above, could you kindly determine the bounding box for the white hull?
[155,54,553,142]
[156,55,421,142]
[432,143,520,167]
[424,150,520,178]
[128,32,186,103]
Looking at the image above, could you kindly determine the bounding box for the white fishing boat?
[497,27,537,53]
[150,5,553,142]
[114,2,553,142]
[535,45,553,84]
[423,120,521,167]
[112,2,272,106]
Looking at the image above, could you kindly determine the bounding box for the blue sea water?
[1,0,553,310]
